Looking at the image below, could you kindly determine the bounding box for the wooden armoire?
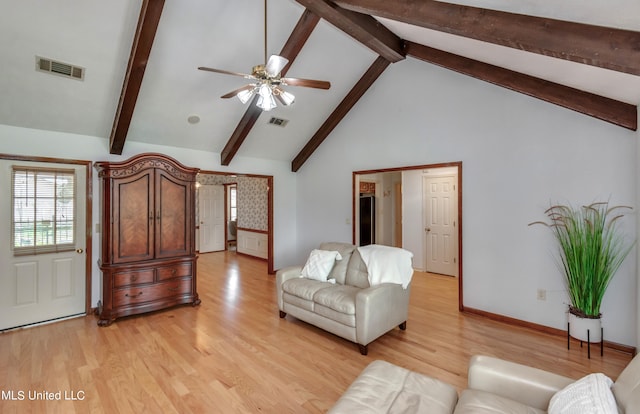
[95,153,200,326]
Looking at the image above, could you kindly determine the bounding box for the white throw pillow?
[301,249,342,282]
[548,373,618,414]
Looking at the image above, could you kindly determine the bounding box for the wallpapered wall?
[197,174,269,231]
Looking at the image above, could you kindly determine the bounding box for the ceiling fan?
[198,0,330,111]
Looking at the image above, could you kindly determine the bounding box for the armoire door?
[155,169,192,259]
[112,169,154,264]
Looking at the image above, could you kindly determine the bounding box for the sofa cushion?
[548,373,617,414]
[283,292,315,312]
[320,242,356,285]
[329,360,458,414]
[454,389,545,414]
[301,249,342,282]
[345,249,371,289]
[282,278,333,301]
[611,353,640,413]
[313,285,359,315]
[315,304,356,327]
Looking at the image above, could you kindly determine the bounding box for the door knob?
[76,248,84,253]
[425,228,431,232]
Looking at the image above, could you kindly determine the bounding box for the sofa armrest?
[275,266,303,310]
[355,283,410,346]
[467,355,574,410]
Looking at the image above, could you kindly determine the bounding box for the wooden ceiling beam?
[334,0,640,76]
[295,0,404,63]
[220,9,320,166]
[109,0,165,155]
[405,41,637,130]
[292,56,391,172]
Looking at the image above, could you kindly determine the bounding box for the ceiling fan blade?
[264,55,289,77]
[220,84,256,99]
[281,77,331,90]
[198,66,255,79]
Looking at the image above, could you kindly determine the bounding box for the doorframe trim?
[353,161,463,311]
[0,153,93,314]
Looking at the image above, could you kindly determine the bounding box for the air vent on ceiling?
[36,56,84,80]
[268,117,289,127]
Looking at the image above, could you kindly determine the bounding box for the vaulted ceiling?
[1,0,639,171]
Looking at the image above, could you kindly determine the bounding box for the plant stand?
[567,322,603,359]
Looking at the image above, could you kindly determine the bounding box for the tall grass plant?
[530,202,634,318]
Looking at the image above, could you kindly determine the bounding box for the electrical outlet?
[537,289,547,301]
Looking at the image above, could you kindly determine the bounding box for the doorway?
[196,172,274,274]
[0,155,91,330]
[353,162,463,310]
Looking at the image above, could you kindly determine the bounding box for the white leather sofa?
[329,353,640,413]
[276,242,412,355]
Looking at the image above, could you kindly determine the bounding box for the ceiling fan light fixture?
[257,88,277,111]
[258,83,272,98]
[237,87,255,104]
[274,88,295,106]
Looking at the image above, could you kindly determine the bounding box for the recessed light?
[187,115,200,124]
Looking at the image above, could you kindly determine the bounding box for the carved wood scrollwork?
[95,153,198,181]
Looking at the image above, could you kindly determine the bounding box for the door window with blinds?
[12,166,76,255]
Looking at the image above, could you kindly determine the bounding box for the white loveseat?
[276,242,413,355]
[329,353,640,413]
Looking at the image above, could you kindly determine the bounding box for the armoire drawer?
[113,278,193,308]
[157,263,192,281]
[113,269,155,287]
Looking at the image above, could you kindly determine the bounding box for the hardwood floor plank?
[0,251,632,413]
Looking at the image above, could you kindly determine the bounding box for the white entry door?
[199,184,225,253]
[0,160,87,330]
[423,175,458,276]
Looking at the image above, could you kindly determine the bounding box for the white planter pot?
[568,312,602,342]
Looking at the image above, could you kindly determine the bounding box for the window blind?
[12,166,76,256]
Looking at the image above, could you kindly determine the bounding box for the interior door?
[423,175,458,276]
[0,160,86,330]
[198,184,225,253]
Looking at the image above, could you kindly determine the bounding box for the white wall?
[0,124,298,307]
[401,169,423,267]
[294,57,638,346]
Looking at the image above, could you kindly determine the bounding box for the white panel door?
[0,160,86,330]
[423,175,458,276]
[198,184,225,253]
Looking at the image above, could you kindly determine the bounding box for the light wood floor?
[0,252,632,413]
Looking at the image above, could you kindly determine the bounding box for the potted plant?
[530,201,634,342]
